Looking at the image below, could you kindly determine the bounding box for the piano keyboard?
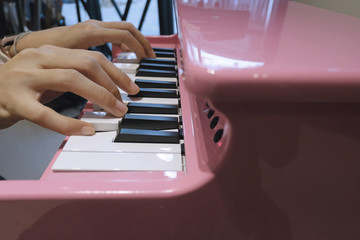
[114,47,177,64]
[52,48,185,172]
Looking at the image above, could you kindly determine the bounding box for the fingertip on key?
[129,81,140,94]
[116,100,128,116]
[80,126,95,136]
[149,51,156,58]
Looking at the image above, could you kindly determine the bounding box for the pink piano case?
[1,0,360,239]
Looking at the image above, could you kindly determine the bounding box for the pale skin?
[0,20,156,136]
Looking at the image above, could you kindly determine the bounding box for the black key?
[135,79,177,89]
[129,88,178,98]
[136,68,177,78]
[154,51,176,58]
[114,128,180,143]
[179,128,184,139]
[181,143,185,155]
[152,47,175,53]
[139,62,176,71]
[141,58,176,65]
[127,102,178,114]
[119,114,179,130]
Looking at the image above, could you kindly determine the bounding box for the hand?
[0,45,139,135]
[13,20,156,59]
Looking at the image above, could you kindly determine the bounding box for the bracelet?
[10,31,32,56]
[0,31,33,59]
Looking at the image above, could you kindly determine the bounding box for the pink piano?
[1,0,360,239]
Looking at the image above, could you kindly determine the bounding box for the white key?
[64,131,181,153]
[127,73,178,83]
[114,52,139,63]
[122,69,180,98]
[93,94,179,111]
[82,111,179,132]
[52,151,183,171]
[93,95,179,111]
[156,57,176,61]
[81,111,121,132]
[118,87,178,95]
[121,93,179,105]
[114,52,176,64]
[114,63,178,75]
[114,63,139,74]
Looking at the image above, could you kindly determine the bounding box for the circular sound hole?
[207,109,215,118]
[210,116,219,129]
[213,129,223,143]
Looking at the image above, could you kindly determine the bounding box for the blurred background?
[62,0,160,35]
[0,0,175,38]
[2,0,359,40]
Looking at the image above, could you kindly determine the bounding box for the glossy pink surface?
[178,0,360,102]
[1,1,360,239]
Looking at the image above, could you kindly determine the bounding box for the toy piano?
[1,0,360,239]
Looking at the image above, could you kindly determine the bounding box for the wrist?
[9,32,33,57]
[0,32,33,59]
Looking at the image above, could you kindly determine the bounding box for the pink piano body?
[1,0,360,239]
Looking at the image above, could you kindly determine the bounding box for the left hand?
[0,45,138,135]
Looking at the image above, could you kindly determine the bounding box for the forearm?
[13,26,80,53]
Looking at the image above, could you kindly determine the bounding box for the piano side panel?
[174,0,360,239]
[3,102,360,240]
[208,100,360,240]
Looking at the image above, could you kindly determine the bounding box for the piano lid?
[175,0,360,102]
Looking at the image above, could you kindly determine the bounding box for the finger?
[100,28,148,59]
[0,111,21,130]
[119,43,132,52]
[71,52,123,100]
[84,50,140,95]
[40,46,138,96]
[85,51,140,95]
[99,21,156,58]
[35,46,124,100]
[19,99,95,136]
[34,69,128,117]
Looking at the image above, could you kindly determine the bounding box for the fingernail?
[116,100,128,115]
[150,51,156,58]
[81,126,95,136]
[129,81,140,94]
